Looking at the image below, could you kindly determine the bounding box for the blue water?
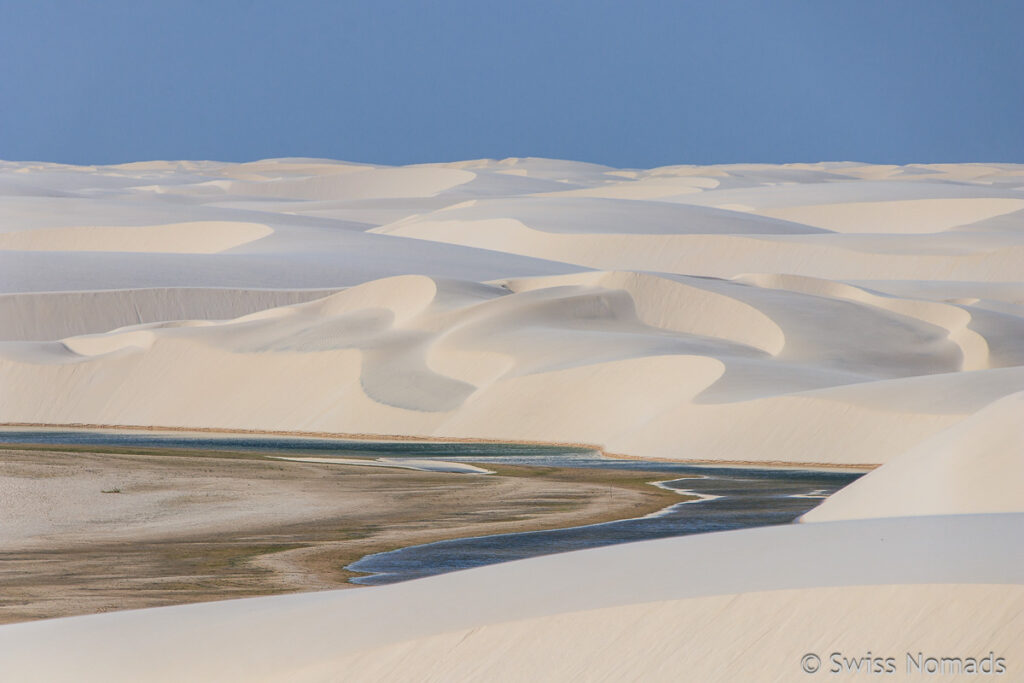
[0,429,591,459]
[0,429,860,585]
[346,462,856,584]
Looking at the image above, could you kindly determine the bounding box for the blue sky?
[2,1,1022,167]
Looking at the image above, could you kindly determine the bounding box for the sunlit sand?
[1,158,1021,680]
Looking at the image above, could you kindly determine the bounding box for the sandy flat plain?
[0,445,676,623]
[1,158,1022,680]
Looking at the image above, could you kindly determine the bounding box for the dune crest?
[801,392,1024,521]
[758,198,1024,233]
[0,221,272,253]
[2,157,1024,678]
[0,158,1021,471]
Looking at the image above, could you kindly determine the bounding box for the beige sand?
[3,268,1021,466]
[0,514,1019,682]
[2,158,1023,679]
[0,446,678,623]
[2,159,1023,494]
[0,221,273,253]
[758,197,1024,234]
[802,391,1024,522]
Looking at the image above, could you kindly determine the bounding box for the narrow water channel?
[0,429,861,585]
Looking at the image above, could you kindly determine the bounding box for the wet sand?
[0,445,684,624]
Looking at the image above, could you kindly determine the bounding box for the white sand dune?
[222,165,477,200]
[0,288,341,341]
[3,267,1021,466]
[2,158,1024,677]
[373,215,1024,281]
[757,198,1024,234]
[0,221,273,253]
[802,391,1024,522]
[1,159,1022,474]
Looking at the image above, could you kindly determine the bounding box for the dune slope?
[0,514,1020,682]
[2,158,1024,680]
[1,159,1023,472]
